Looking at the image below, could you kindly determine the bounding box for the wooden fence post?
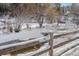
[49,32,53,56]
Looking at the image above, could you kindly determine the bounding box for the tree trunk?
[39,16,44,28]
[14,24,21,32]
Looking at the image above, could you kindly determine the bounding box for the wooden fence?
[0,30,79,56]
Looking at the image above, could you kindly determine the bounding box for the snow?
[21,23,53,29]
[0,30,43,44]
[28,23,39,28]
[0,30,3,34]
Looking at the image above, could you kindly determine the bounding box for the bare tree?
[4,3,62,30]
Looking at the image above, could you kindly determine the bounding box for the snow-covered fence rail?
[54,30,79,39]
[0,41,39,55]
